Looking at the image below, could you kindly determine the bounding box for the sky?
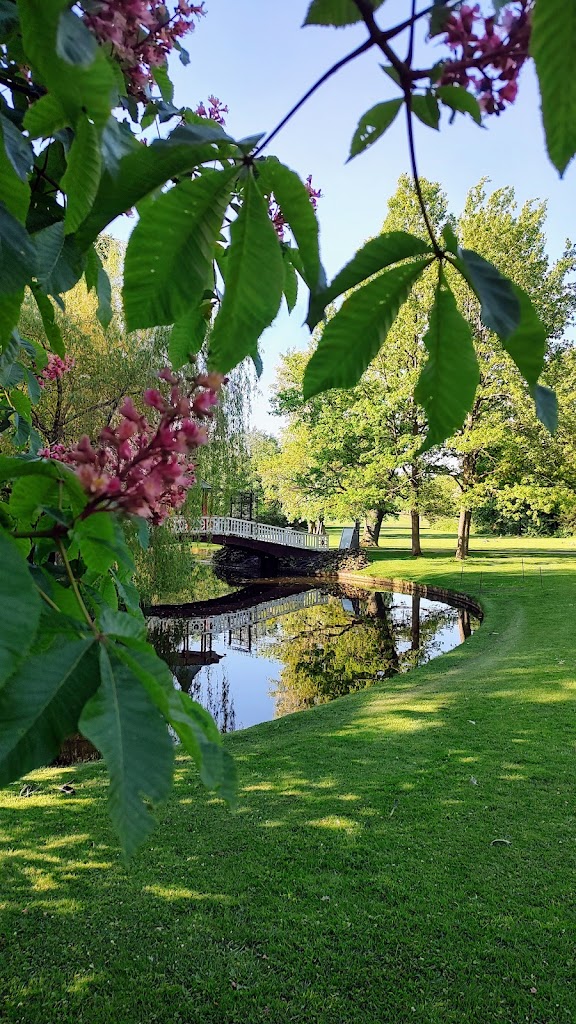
[113,1,576,434]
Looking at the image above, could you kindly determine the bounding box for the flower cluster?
[439,2,531,114]
[269,175,323,241]
[40,370,226,525]
[193,96,229,126]
[83,1,205,101]
[37,353,75,387]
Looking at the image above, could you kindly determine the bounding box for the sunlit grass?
[1,520,576,1022]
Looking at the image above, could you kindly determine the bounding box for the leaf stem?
[253,38,375,157]
[57,539,97,634]
[36,586,61,614]
[404,83,442,257]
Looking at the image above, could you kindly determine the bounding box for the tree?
[0,0,573,855]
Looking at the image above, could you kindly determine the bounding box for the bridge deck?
[170,515,329,553]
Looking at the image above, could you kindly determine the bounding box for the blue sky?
[114,1,576,433]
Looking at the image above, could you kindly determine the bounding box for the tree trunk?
[410,509,422,556]
[363,507,385,546]
[456,508,472,560]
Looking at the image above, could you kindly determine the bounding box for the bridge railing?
[149,588,330,638]
[170,515,329,550]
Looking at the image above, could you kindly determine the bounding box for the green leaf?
[0,0,18,36]
[24,94,70,140]
[257,158,324,292]
[208,173,284,374]
[0,202,35,294]
[98,607,146,641]
[73,513,118,574]
[152,62,174,104]
[532,383,558,433]
[415,275,480,449]
[0,112,33,181]
[303,258,432,399]
[76,136,236,249]
[500,284,546,389]
[531,0,576,175]
[429,3,452,36]
[9,472,59,524]
[100,117,138,177]
[33,220,65,288]
[0,127,29,222]
[123,167,237,331]
[40,236,85,297]
[457,248,521,339]
[96,265,113,329]
[79,646,174,858]
[10,389,31,422]
[411,92,440,130]
[169,307,207,370]
[26,368,41,404]
[0,292,24,351]
[174,39,190,65]
[441,222,459,255]
[436,84,482,125]
[0,456,87,511]
[61,114,102,234]
[0,531,42,686]
[18,0,116,131]
[84,244,112,327]
[303,0,385,26]
[31,286,64,355]
[111,568,142,614]
[0,637,99,786]
[283,248,299,313]
[381,65,401,87]
[307,231,433,328]
[56,8,97,66]
[115,640,237,805]
[348,99,403,160]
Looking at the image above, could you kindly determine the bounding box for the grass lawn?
[2,520,576,1023]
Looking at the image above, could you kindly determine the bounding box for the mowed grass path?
[2,521,576,1024]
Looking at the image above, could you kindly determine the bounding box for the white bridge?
[170,515,330,552]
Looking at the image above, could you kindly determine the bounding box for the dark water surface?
[148,571,481,732]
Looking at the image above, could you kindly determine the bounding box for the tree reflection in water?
[266,590,465,716]
[147,582,480,731]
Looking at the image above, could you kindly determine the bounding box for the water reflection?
[148,580,480,732]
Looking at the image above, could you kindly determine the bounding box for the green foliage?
[411,92,441,131]
[435,85,482,126]
[124,167,238,331]
[531,0,576,175]
[303,258,432,398]
[258,157,324,292]
[303,0,386,27]
[348,99,403,160]
[307,231,432,328]
[79,647,174,859]
[415,273,479,449]
[209,171,284,373]
[0,638,100,786]
[0,532,41,685]
[457,248,521,339]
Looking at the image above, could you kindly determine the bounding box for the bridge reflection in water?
[147,580,481,733]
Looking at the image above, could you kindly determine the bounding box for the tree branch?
[253,37,375,157]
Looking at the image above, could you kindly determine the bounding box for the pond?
[148,570,481,732]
